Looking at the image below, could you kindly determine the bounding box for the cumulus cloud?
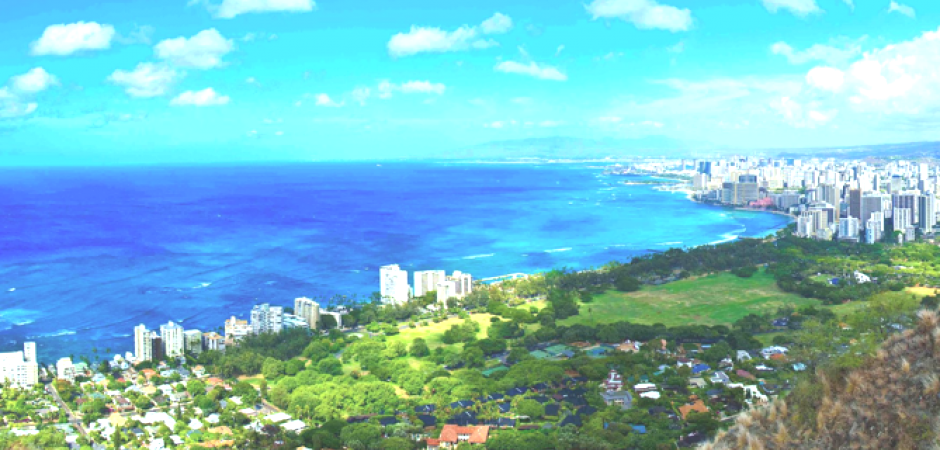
[761,0,822,16]
[30,21,115,56]
[771,39,863,66]
[315,93,343,107]
[805,66,845,92]
[481,13,513,34]
[154,29,233,69]
[0,68,58,119]
[170,88,230,106]
[213,0,316,19]
[495,60,567,81]
[108,63,179,98]
[387,13,512,57]
[10,67,58,93]
[585,0,693,32]
[888,1,915,18]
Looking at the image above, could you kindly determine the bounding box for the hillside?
[704,308,940,450]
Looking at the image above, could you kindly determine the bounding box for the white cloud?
[842,0,854,10]
[213,0,315,19]
[585,0,693,32]
[0,100,37,119]
[495,60,567,81]
[481,13,513,34]
[539,120,563,127]
[771,39,863,66]
[484,121,505,128]
[888,1,915,18]
[761,0,822,16]
[155,29,233,69]
[377,80,446,99]
[10,67,58,93]
[108,63,179,97]
[315,93,343,107]
[351,87,371,105]
[387,13,511,57]
[387,25,497,57]
[555,45,565,56]
[31,21,115,56]
[246,76,259,85]
[597,116,623,123]
[469,98,487,106]
[170,88,230,106]
[668,41,685,53]
[806,66,844,92]
[512,97,533,105]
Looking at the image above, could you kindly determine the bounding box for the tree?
[461,347,485,368]
[515,399,545,418]
[340,423,383,449]
[410,338,430,357]
[381,437,414,450]
[317,357,344,376]
[262,357,285,380]
[615,275,641,292]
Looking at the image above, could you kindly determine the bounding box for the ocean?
[0,163,790,361]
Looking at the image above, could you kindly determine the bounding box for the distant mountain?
[778,141,940,159]
[441,136,716,161]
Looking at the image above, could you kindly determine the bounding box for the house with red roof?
[427,425,489,449]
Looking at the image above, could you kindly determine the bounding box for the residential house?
[428,425,490,449]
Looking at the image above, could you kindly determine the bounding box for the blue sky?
[0,0,938,164]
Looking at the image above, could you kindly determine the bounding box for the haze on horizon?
[0,0,938,165]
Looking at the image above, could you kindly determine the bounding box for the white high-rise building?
[56,357,76,382]
[893,207,912,232]
[160,322,185,358]
[250,304,284,334]
[838,217,860,240]
[451,271,473,297]
[224,316,251,345]
[380,264,410,304]
[436,279,458,304]
[183,329,203,355]
[0,343,39,389]
[294,297,321,329]
[134,324,153,363]
[413,270,446,298]
[866,211,884,244]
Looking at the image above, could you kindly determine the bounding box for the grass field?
[384,312,497,350]
[559,269,823,328]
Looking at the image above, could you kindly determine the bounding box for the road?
[46,382,88,437]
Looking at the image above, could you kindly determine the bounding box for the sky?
[0,0,938,164]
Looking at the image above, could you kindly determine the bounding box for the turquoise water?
[0,163,790,361]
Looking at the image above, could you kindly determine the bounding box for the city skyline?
[1,0,938,165]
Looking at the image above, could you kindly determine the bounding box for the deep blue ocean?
[0,163,790,361]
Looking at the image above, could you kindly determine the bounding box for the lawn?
[559,269,822,328]
[384,312,497,350]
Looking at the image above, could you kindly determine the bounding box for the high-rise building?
[893,208,912,232]
[0,343,39,389]
[451,271,473,297]
[152,336,165,361]
[183,329,203,355]
[861,194,884,229]
[733,175,759,205]
[838,217,860,240]
[160,321,185,358]
[919,193,936,233]
[250,304,284,334]
[849,189,862,219]
[865,211,884,244]
[413,270,446,298]
[294,297,321,329]
[819,184,839,206]
[56,357,76,382]
[224,316,251,345]
[134,324,153,363]
[380,264,410,304]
